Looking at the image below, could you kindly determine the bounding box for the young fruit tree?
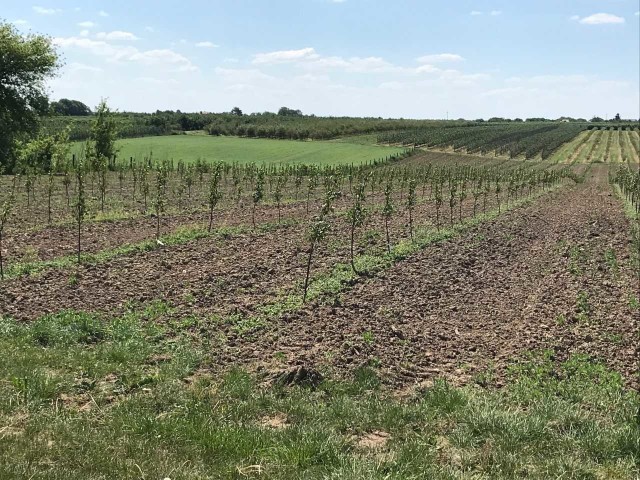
[302,181,337,303]
[74,161,87,263]
[347,180,367,275]
[382,180,394,253]
[0,185,16,280]
[154,165,168,241]
[251,169,265,229]
[208,164,223,232]
[406,178,417,241]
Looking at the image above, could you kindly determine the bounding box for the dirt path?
[219,165,638,389]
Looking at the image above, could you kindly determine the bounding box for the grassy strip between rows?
[2,218,299,281]
[0,305,638,478]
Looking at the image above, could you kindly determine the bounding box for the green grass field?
[71,134,405,166]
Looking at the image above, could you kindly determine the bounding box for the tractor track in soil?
[214,166,638,389]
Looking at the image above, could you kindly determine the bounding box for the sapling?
[382,180,394,253]
[406,178,417,241]
[154,165,168,241]
[140,165,149,213]
[62,169,71,207]
[302,181,337,303]
[46,172,55,224]
[458,180,467,223]
[74,161,87,263]
[208,164,222,232]
[347,180,367,275]
[434,182,443,232]
[273,175,284,224]
[294,171,303,200]
[132,167,139,204]
[472,179,482,217]
[306,173,318,215]
[0,186,16,280]
[448,181,457,227]
[252,169,265,229]
[495,179,502,213]
[96,157,108,212]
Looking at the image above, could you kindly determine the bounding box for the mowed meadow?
[69,133,406,167]
[1,121,639,479]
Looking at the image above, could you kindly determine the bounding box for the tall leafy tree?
[0,22,60,172]
[89,99,118,169]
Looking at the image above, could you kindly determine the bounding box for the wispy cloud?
[12,19,29,26]
[144,26,155,32]
[32,5,60,15]
[575,13,625,25]
[53,36,197,72]
[470,11,483,16]
[96,31,139,41]
[417,53,464,63]
[490,10,502,16]
[195,41,219,48]
[253,47,319,64]
[78,21,96,28]
[99,10,109,17]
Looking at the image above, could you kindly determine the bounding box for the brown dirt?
[210,165,638,389]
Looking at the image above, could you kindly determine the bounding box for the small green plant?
[362,330,375,346]
[576,290,591,322]
[604,249,619,276]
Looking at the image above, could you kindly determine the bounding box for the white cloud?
[417,53,464,63]
[79,30,89,37]
[223,58,239,63]
[53,36,196,72]
[128,49,197,71]
[96,31,139,41]
[144,26,155,32]
[99,10,109,17]
[253,47,319,64]
[490,10,502,16]
[78,21,96,28]
[570,15,580,21]
[578,13,625,25]
[12,19,29,26]
[195,41,219,48]
[635,11,639,17]
[331,0,347,3]
[32,6,60,15]
[470,11,483,16]
[68,62,103,73]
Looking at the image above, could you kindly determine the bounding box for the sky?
[5,0,640,119]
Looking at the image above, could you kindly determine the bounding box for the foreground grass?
[0,309,638,479]
[71,135,405,167]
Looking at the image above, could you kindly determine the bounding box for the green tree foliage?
[277,106,303,116]
[0,22,60,172]
[16,127,70,173]
[50,98,92,116]
[89,100,118,169]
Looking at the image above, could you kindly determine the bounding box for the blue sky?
[6,0,640,118]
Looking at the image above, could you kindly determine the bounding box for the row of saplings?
[0,162,570,306]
